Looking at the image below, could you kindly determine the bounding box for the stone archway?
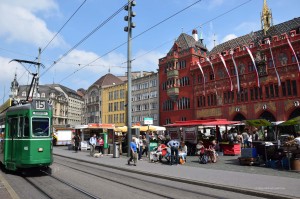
[232,113,246,121]
[288,108,300,120]
[259,111,276,122]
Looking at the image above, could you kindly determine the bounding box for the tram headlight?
[38,148,43,152]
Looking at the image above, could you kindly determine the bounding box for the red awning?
[164,119,240,127]
[201,120,240,126]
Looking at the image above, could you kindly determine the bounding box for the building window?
[265,86,269,99]
[177,97,190,110]
[22,91,26,97]
[224,92,228,104]
[248,61,254,72]
[292,80,297,96]
[278,52,288,66]
[268,57,275,68]
[287,80,292,96]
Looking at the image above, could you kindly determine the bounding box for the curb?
[54,153,296,199]
[0,172,20,199]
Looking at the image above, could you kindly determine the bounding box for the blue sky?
[0,0,299,101]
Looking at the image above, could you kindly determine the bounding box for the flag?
[218,53,233,91]
[230,52,240,92]
[197,61,206,95]
[206,57,218,95]
[287,36,300,72]
[267,39,281,86]
[245,46,260,87]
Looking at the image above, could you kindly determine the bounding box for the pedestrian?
[89,134,97,156]
[98,136,104,155]
[167,139,180,165]
[135,135,140,158]
[128,137,137,166]
[142,135,148,158]
[242,129,249,148]
[138,135,143,160]
[73,132,81,153]
[179,141,188,163]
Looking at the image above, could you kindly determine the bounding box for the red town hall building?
[159,2,300,125]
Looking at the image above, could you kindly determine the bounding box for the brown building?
[159,2,300,125]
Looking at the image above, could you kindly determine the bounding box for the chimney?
[192,29,198,41]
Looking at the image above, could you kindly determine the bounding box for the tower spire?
[10,71,19,98]
[261,0,273,35]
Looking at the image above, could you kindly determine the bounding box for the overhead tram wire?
[41,0,134,78]
[58,0,203,83]
[60,0,252,83]
[132,0,253,62]
[2,0,88,98]
[41,0,88,54]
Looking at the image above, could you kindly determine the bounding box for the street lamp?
[124,0,136,156]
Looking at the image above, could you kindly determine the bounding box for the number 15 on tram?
[0,99,53,171]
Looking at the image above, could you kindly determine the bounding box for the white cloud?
[42,49,127,88]
[221,34,237,43]
[132,50,164,72]
[0,1,63,48]
[0,56,30,99]
[206,0,224,10]
[234,22,260,35]
[2,0,58,13]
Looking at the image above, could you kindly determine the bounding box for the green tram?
[0,99,53,171]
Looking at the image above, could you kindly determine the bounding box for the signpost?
[144,118,153,162]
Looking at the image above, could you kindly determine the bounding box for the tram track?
[52,158,266,199]
[53,160,172,199]
[52,154,297,199]
[21,170,100,199]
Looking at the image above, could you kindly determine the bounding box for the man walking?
[167,139,180,165]
[89,134,97,156]
[73,132,81,153]
[128,137,137,166]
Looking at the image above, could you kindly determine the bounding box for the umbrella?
[279,116,300,126]
[244,119,271,127]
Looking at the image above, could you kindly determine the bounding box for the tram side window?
[18,117,23,137]
[9,118,18,138]
[23,117,29,137]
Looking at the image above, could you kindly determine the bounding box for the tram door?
[8,117,18,163]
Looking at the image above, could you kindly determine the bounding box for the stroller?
[199,149,209,164]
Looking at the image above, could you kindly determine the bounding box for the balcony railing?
[167,69,179,78]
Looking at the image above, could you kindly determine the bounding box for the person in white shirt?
[138,135,143,160]
[89,134,97,156]
[179,142,188,162]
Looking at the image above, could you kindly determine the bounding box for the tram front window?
[32,118,50,137]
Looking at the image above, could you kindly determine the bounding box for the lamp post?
[124,0,136,156]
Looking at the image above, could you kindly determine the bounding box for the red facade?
[159,18,300,125]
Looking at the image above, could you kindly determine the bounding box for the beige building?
[10,74,83,127]
[82,73,124,124]
[48,84,83,127]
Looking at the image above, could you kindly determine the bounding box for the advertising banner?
[167,128,180,141]
[183,127,197,144]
